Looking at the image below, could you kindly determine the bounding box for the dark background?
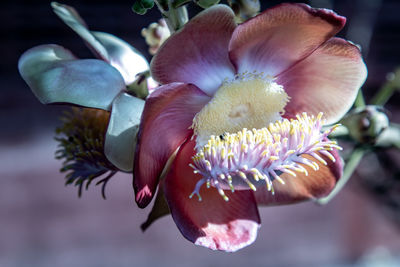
[1,0,399,266]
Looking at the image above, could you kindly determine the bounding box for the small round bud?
[342,105,389,144]
[229,0,260,22]
[141,19,170,55]
[194,0,220,9]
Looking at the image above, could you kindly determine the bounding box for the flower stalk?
[371,68,400,106]
[354,89,366,108]
[154,0,188,32]
[317,147,366,205]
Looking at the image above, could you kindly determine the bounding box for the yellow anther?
[270,156,279,161]
[296,166,308,176]
[212,147,216,158]
[238,171,247,180]
[296,143,303,150]
[250,168,261,176]
[229,183,235,192]
[274,175,285,185]
[317,112,323,121]
[312,147,323,151]
[247,181,257,191]
[241,143,248,153]
[286,150,296,156]
[282,164,293,169]
[312,153,327,165]
[218,188,229,201]
[227,174,233,184]
[252,173,260,181]
[282,169,297,177]
[323,152,335,162]
[220,147,226,160]
[300,133,305,143]
[312,161,319,170]
[301,160,317,170]
[205,160,211,170]
[265,179,272,191]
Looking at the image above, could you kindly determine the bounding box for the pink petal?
[134,83,210,208]
[164,140,260,252]
[278,38,367,124]
[229,3,346,76]
[254,149,343,205]
[150,5,236,96]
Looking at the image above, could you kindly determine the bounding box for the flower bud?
[342,105,389,144]
[194,0,221,9]
[141,19,170,55]
[228,0,260,22]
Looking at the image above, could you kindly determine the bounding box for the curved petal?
[134,83,210,208]
[52,2,149,85]
[150,5,236,96]
[18,44,125,110]
[164,140,260,252]
[229,3,346,76]
[278,38,367,124]
[92,31,149,85]
[51,2,108,60]
[254,149,343,205]
[105,93,145,172]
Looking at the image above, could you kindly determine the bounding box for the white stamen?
[190,113,341,201]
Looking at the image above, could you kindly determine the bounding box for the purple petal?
[134,83,210,208]
[229,3,346,76]
[278,38,367,124]
[164,139,261,252]
[151,5,236,96]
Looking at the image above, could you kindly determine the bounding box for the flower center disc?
[192,73,289,146]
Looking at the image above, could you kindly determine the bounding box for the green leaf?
[132,1,147,15]
[171,0,192,8]
[317,147,367,205]
[141,0,154,9]
[371,68,400,106]
[194,0,220,9]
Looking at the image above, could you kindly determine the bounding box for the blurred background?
[1,0,400,266]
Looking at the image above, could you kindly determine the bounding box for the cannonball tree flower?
[18,2,150,172]
[134,4,367,251]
